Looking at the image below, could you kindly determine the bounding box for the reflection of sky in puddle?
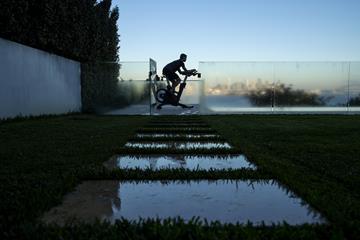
[104,155,256,170]
[136,134,220,138]
[124,142,232,149]
[42,180,326,226]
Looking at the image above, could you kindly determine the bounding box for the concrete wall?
[0,38,81,119]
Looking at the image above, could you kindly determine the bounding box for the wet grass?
[144,123,210,127]
[0,114,148,238]
[137,128,217,134]
[29,218,335,240]
[84,167,267,180]
[1,114,359,238]
[206,115,360,238]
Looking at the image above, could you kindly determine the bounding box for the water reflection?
[42,181,120,225]
[136,133,220,138]
[124,142,232,149]
[145,123,209,127]
[104,154,256,170]
[42,180,326,225]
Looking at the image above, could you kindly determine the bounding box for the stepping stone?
[135,133,221,139]
[104,154,256,170]
[42,180,326,226]
[124,142,232,150]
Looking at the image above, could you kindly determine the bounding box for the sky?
[112,0,360,71]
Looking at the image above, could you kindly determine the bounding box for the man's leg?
[168,72,181,91]
[171,77,181,89]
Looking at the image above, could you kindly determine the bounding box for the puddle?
[146,123,209,127]
[138,129,216,133]
[104,154,256,170]
[42,180,326,225]
[145,126,209,129]
[139,130,215,134]
[124,142,232,149]
[136,133,220,138]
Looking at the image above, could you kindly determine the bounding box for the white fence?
[0,38,81,119]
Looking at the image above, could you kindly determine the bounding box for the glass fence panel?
[199,61,360,114]
[119,61,149,81]
[180,80,201,105]
[349,62,360,112]
[97,61,359,115]
[199,62,274,113]
[102,61,150,115]
[273,62,349,112]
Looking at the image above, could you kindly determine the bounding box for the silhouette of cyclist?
[162,53,189,90]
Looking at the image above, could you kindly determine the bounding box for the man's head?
[180,53,187,62]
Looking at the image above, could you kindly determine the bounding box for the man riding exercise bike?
[155,53,200,109]
[162,53,189,90]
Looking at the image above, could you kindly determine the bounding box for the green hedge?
[0,0,118,62]
[0,0,120,112]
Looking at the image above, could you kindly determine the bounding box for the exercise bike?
[154,69,201,110]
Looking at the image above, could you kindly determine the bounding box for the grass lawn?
[0,114,148,238]
[207,115,360,237]
[1,114,359,239]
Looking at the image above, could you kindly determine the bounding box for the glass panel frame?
[199,61,360,114]
[98,61,360,115]
[349,62,360,112]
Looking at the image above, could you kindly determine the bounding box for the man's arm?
[177,64,188,75]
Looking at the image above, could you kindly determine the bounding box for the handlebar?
[185,69,201,78]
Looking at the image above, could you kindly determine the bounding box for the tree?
[348,94,360,106]
[247,82,332,107]
[0,0,121,112]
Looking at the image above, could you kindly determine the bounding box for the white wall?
[0,38,81,119]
